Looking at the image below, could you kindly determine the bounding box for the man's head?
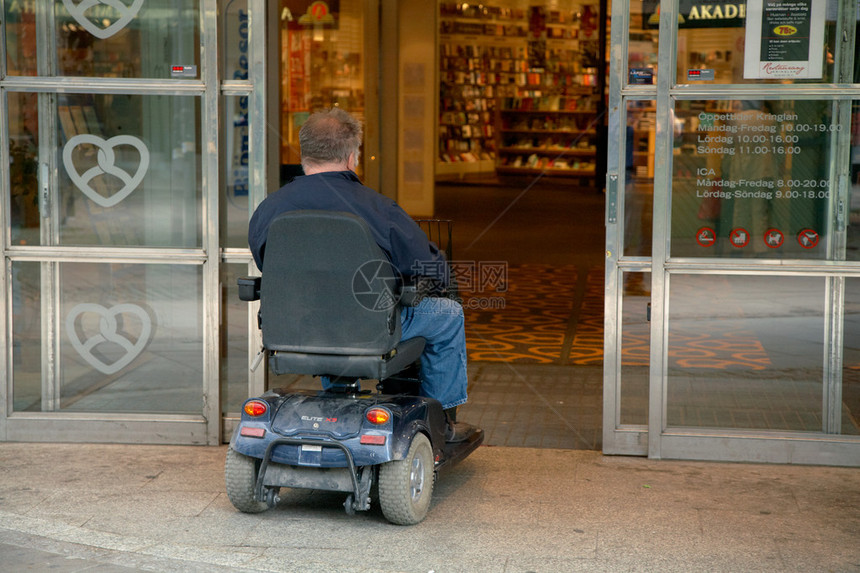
[299,108,363,174]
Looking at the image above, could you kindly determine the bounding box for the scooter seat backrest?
[260,210,402,356]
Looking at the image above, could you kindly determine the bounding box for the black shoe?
[446,420,478,443]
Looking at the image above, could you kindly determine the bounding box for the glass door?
[606,0,860,465]
[603,0,658,455]
[2,0,227,444]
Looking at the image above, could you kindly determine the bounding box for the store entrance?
[433,0,610,448]
[435,181,606,449]
[267,0,610,449]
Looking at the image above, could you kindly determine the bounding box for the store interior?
[275,0,617,448]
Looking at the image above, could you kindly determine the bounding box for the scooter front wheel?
[378,433,434,525]
[225,447,272,513]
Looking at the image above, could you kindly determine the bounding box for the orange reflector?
[366,407,391,425]
[360,434,386,445]
[244,400,268,417]
[240,427,266,438]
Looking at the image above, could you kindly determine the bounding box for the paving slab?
[0,443,858,572]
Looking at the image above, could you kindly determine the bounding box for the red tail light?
[244,400,268,417]
[366,407,391,425]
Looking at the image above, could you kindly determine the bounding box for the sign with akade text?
[643,0,747,29]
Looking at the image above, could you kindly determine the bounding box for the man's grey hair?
[299,108,363,170]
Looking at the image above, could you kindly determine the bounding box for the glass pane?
[668,274,824,432]
[221,263,249,416]
[671,99,834,259]
[4,0,37,75]
[221,0,249,82]
[221,96,250,248]
[8,92,40,247]
[279,0,367,179]
[848,101,860,259]
[624,100,655,257]
[57,93,201,247]
[676,0,834,84]
[55,0,200,78]
[11,262,41,412]
[840,279,860,436]
[59,263,202,414]
[621,271,650,425]
[628,0,657,86]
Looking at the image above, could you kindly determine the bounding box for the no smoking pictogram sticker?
[797,229,819,249]
[696,227,716,247]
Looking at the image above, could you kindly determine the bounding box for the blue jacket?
[248,171,448,286]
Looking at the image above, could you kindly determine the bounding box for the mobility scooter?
[225,210,483,525]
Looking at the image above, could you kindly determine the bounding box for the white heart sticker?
[66,303,153,375]
[63,134,150,208]
[62,0,144,40]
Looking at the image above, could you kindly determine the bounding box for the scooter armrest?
[238,276,261,301]
[399,278,433,307]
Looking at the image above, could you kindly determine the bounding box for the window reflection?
[59,263,203,414]
[221,95,251,248]
[57,94,202,248]
[4,1,37,75]
[628,0,657,85]
[220,264,249,416]
[624,100,655,258]
[841,279,860,436]
[621,271,650,425]
[8,92,40,247]
[11,262,41,412]
[671,99,832,259]
[847,101,860,260]
[668,274,824,432]
[221,0,250,82]
[56,0,200,78]
[675,0,837,84]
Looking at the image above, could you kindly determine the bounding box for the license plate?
[301,445,322,452]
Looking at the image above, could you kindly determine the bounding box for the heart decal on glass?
[63,134,150,208]
[62,0,144,39]
[66,303,153,375]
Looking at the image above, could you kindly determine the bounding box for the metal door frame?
[604,0,860,465]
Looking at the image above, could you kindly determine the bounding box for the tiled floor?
[460,363,603,449]
[432,180,608,448]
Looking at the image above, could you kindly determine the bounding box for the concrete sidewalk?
[0,443,857,572]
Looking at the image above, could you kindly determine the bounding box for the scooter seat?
[269,336,425,379]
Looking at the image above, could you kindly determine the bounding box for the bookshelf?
[437,1,603,179]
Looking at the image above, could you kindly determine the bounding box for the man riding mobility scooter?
[225,210,483,525]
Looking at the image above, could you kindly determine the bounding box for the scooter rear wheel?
[225,447,271,513]
[378,433,434,525]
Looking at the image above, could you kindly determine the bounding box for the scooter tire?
[225,447,270,513]
[378,432,434,525]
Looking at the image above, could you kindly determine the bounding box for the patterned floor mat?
[462,263,613,365]
[462,263,579,363]
[463,264,774,369]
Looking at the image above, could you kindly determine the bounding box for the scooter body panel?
[230,389,447,468]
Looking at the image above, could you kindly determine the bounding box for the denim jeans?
[323,297,468,410]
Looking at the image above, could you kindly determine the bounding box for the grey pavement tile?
[0,542,141,572]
